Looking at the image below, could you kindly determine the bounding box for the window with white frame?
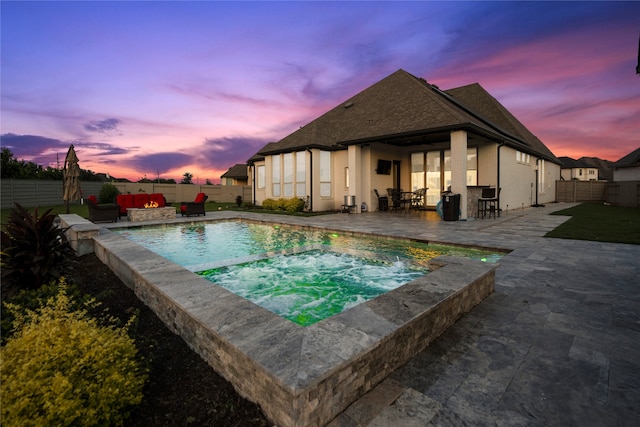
[272,155,281,197]
[411,152,425,191]
[467,148,477,185]
[319,151,331,197]
[296,151,306,196]
[283,153,293,197]
[257,165,265,189]
[516,150,531,164]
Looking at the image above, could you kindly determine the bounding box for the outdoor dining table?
[400,192,414,212]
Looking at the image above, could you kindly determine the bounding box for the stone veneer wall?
[126,207,176,222]
[91,226,496,427]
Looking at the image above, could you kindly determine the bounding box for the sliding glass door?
[412,148,477,206]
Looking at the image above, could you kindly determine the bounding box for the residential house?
[612,147,640,182]
[220,163,248,186]
[559,157,600,181]
[248,69,561,218]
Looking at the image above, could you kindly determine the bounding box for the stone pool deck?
[276,204,640,427]
[78,203,639,426]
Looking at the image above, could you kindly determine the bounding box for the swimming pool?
[116,221,501,325]
[93,214,500,426]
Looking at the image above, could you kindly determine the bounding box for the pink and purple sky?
[1,1,638,183]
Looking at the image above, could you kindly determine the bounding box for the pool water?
[198,250,424,326]
[116,221,502,325]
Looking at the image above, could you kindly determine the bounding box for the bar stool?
[478,188,499,219]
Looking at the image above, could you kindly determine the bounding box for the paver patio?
[100,203,639,426]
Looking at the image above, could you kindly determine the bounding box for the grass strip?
[546,202,640,244]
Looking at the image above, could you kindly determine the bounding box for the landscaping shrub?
[261,198,278,210]
[285,198,305,212]
[260,198,305,212]
[0,203,75,291]
[98,183,120,204]
[0,281,147,427]
[0,280,90,345]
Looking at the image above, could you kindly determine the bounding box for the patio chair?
[86,195,119,223]
[374,189,388,211]
[180,192,208,217]
[387,188,403,212]
[411,188,427,210]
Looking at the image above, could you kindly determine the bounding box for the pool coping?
[91,218,497,427]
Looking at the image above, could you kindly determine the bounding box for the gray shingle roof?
[614,147,640,168]
[256,69,559,163]
[220,163,248,179]
[444,83,558,162]
[559,156,590,168]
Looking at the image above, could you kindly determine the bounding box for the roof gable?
[258,69,559,163]
[445,83,558,162]
[614,147,640,168]
[261,69,490,154]
[221,163,248,179]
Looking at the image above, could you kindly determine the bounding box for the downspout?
[533,158,542,207]
[307,149,313,212]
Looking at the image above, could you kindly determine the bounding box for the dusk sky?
[1,1,638,183]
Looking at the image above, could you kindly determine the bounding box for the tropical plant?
[0,203,75,290]
[98,183,120,204]
[0,282,147,427]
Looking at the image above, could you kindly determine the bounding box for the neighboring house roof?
[559,156,591,169]
[614,147,640,169]
[220,163,248,180]
[255,69,559,164]
[581,157,614,181]
[559,156,614,181]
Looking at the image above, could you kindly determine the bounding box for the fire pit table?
[127,207,176,222]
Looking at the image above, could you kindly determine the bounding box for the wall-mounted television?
[376,159,392,175]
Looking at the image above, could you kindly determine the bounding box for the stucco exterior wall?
[614,167,640,181]
[497,146,560,210]
[477,144,498,186]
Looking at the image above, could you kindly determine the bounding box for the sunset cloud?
[84,118,121,134]
[1,1,638,181]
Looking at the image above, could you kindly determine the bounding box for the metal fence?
[1,179,252,209]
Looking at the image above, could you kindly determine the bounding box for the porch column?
[348,145,362,213]
[450,130,468,220]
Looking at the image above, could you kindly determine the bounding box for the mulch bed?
[69,253,270,427]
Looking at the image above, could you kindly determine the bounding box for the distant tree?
[181,172,193,184]
[1,148,21,178]
[39,166,63,180]
[1,147,100,180]
[205,179,213,185]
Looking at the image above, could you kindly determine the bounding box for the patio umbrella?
[63,144,82,213]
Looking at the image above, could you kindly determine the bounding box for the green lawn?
[546,202,640,245]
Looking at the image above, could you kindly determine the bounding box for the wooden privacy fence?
[556,180,607,203]
[556,180,640,207]
[1,179,252,209]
